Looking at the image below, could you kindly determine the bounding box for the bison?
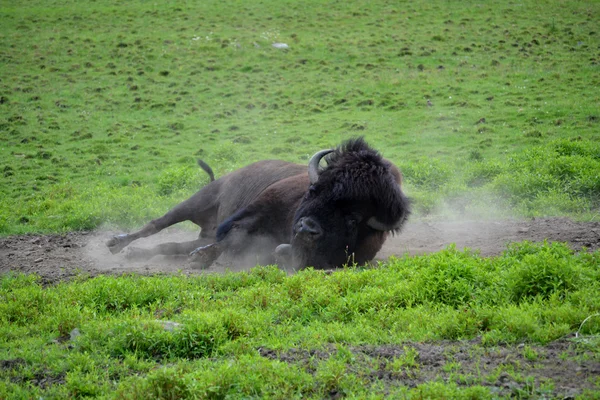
[106,137,409,270]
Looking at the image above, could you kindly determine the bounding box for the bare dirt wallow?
[1,217,599,284]
[1,217,600,397]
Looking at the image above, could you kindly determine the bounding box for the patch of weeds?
[443,360,461,373]
[409,245,487,308]
[521,345,539,361]
[116,355,314,399]
[468,150,483,161]
[524,129,543,138]
[386,346,420,377]
[315,357,349,396]
[489,139,600,214]
[98,317,227,360]
[123,366,193,399]
[0,283,55,326]
[74,276,170,313]
[504,241,581,302]
[464,160,504,187]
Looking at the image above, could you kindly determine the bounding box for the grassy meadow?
[1,0,600,398]
[1,0,599,233]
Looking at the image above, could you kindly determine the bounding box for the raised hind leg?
[106,188,217,254]
[106,209,190,254]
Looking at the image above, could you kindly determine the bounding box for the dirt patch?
[258,336,600,398]
[378,217,600,259]
[0,358,26,370]
[1,217,599,285]
[4,368,66,390]
[1,358,66,390]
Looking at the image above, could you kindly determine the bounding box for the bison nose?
[296,217,322,238]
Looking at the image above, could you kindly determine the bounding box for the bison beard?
[106,137,410,270]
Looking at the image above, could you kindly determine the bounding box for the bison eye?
[346,217,358,228]
[345,213,363,229]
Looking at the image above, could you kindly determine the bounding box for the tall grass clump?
[503,241,584,303]
[411,138,600,219]
[101,317,227,360]
[115,355,314,399]
[490,139,600,216]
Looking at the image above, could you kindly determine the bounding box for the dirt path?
[1,217,599,285]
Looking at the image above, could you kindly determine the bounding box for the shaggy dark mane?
[323,137,380,167]
[318,137,388,188]
[311,136,408,234]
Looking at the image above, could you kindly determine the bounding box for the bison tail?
[197,159,215,182]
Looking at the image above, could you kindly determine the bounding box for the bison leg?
[106,189,217,254]
[185,216,267,269]
[193,219,281,269]
[106,216,173,254]
[123,238,212,261]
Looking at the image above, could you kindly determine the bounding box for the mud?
[1,217,599,285]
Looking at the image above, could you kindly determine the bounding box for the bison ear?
[308,149,334,184]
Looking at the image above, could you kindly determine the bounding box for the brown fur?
[107,138,409,270]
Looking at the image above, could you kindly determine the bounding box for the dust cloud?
[80,189,596,274]
[83,227,283,274]
[84,228,199,273]
[379,189,525,258]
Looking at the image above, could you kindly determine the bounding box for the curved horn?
[366,216,406,231]
[308,149,334,184]
[275,243,291,256]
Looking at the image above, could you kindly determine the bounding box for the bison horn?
[275,243,291,255]
[366,216,405,232]
[308,149,334,184]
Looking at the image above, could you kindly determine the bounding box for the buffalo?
[106,137,410,270]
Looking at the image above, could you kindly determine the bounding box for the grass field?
[1,0,599,233]
[1,0,600,398]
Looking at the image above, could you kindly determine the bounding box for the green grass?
[1,0,600,397]
[1,0,599,233]
[1,242,599,398]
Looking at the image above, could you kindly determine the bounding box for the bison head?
[279,138,410,270]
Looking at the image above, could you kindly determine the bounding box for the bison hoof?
[106,234,129,254]
[124,247,151,261]
[189,243,221,269]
